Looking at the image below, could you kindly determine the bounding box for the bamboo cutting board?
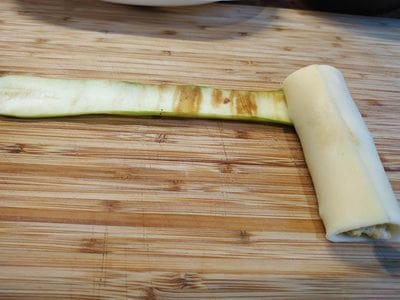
[0,0,400,298]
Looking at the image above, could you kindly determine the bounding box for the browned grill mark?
[211,89,223,108]
[273,91,286,106]
[232,91,257,116]
[174,86,202,114]
[212,89,234,113]
[258,90,286,109]
[157,84,171,92]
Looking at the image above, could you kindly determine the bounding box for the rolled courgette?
[283,65,400,242]
[1,65,399,242]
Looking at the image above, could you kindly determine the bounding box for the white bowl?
[102,0,230,6]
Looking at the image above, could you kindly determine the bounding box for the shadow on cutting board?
[330,241,400,277]
[15,0,399,45]
[373,242,400,276]
[303,10,400,41]
[15,0,269,41]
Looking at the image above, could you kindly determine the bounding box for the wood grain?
[0,0,399,298]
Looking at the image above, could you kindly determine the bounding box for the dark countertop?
[231,0,400,18]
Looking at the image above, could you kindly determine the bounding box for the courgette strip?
[0,75,291,125]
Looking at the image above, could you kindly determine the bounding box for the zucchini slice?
[0,75,291,125]
[283,65,400,242]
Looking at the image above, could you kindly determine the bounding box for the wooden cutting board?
[0,0,399,298]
